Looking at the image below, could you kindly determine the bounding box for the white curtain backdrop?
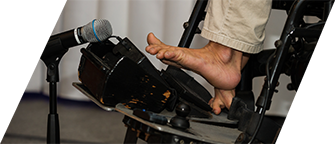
[25,0,296,117]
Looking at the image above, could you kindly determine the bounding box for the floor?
[0,92,320,144]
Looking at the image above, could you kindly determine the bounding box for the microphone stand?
[41,41,69,144]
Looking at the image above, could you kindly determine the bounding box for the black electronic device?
[77,36,213,114]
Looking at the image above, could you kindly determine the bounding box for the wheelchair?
[73,0,333,143]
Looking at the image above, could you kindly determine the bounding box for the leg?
[124,127,138,144]
[146,0,271,113]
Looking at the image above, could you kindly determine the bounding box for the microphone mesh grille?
[81,19,113,43]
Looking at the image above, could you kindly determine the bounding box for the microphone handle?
[9,28,81,63]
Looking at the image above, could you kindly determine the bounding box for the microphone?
[41,19,113,60]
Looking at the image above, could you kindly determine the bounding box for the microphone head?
[81,19,113,43]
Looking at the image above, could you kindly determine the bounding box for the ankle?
[206,41,235,63]
[206,41,243,69]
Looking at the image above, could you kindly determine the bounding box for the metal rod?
[47,81,60,144]
[177,0,208,48]
[49,82,57,114]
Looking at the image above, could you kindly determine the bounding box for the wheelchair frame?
[173,0,333,143]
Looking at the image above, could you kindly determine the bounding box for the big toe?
[147,32,162,45]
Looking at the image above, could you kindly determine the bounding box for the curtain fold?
[52,0,99,100]
[25,0,295,117]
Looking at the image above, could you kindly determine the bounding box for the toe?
[147,32,162,45]
[212,97,225,115]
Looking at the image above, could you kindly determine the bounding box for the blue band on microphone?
[92,19,101,42]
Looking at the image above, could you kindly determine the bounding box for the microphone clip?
[41,37,69,82]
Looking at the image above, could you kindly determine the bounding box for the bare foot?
[146,33,243,90]
[208,88,235,114]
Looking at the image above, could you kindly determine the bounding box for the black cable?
[111,35,123,42]
[248,51,275,143]
[305,21,325,29]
